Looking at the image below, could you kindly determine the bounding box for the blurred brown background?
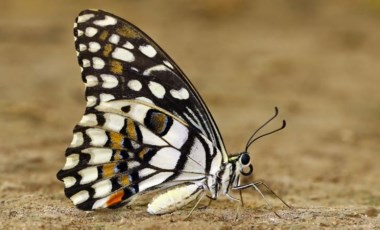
[0,0,379,229]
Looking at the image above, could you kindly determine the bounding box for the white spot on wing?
[143,64,169,76]
[86,96,97,107]
[136,97,154,104]
[139,44,157,58]
[103,113,125,132]
[139,168,156,178]
[70,132,84,147]
[82,59,90,68]
[149,147,181,170]
[78,167,98,184]
[93,57,105,69]
[100,93,115,102]
[123,41,134,49]
[85,27,98,37]
[139,125,167,146]
[63,177,76,188]
[138,172,174,192]
[71,190,90,205]
[79,114,98,126]
[88,42,101,53]
[85,75,98,87]
[83,148,113,165]
[79,44,87,51]
[92,179,112,198]
[63,154,80,170]
[163,120,189,149]
[109,34,120,44]
[100,74,118,88]
[94,15,117,26]
[112,47,135,62]
[170,88,189,100]
[77,30,84,36]
[86,128,108,146]
[163,60,174,69]
[148,81,166,99]
[77,14,95,23]
[127,80,142,91]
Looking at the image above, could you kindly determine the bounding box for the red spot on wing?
[106,190,124,207]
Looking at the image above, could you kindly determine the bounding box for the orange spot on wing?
[116,26,140,39]
[110,60,123,74]
[106,190,124,207]
[103,163,116,178]
[99,30,109,41]
[110,132,123,149]
[103,43,113,57]
[118,175,130,186]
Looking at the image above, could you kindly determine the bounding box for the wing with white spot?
[72,9,228,159]
[57,100,223,210]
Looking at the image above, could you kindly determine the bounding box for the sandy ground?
[0,1,380,229]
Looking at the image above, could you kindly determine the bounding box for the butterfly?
[57,9,289,215]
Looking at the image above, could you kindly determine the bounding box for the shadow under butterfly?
[57,9,291,217]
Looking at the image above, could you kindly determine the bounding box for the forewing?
[73,9,227,159]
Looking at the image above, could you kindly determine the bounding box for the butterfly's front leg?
[147,183,204,215]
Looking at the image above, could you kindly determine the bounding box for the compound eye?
[240,153,250,166]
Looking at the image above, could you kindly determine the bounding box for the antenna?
[245,107,286,152]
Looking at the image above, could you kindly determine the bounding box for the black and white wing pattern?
[57,9,228,210]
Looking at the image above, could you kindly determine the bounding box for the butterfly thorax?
[207,152,252,199]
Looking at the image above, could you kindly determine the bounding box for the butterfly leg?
[147,183,203,215]
[184,192,206,220]
[232,181,291,218]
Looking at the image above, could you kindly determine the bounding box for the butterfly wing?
[74,9,227,156]
[57,9,226,210]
